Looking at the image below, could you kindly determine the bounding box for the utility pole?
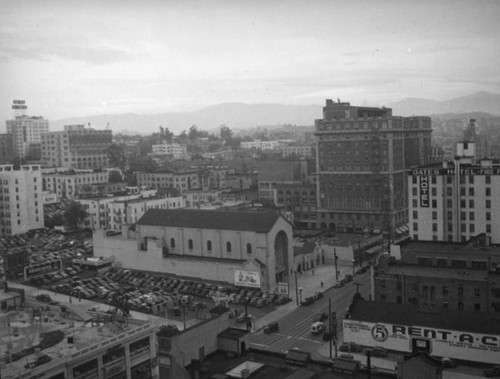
[334,248,339,282]
[295,271,299,306]
[329,298,332,358]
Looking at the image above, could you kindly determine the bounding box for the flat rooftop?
[400,239,500,255]
[379,264,489,281]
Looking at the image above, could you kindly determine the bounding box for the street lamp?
[334,248,339,283]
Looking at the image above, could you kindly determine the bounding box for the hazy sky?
[1,0,500,125]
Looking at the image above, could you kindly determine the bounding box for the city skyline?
[1,0,500,125]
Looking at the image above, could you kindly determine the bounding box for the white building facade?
[42,169,109,200]
[0,165,44,236]
[151,143,188,159]
[409,143,500,244]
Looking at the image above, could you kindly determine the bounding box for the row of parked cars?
[28,266,84,287]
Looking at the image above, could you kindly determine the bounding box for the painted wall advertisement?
[234,270,260,288]
[24,260,62,280]
[343,319,500,364]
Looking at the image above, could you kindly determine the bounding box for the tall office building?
[409,141,500,244]
[314,99,432,237]
[41,124,112,169]
[0,165,44,236]
[6,100,49,158]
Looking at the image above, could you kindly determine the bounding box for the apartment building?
[107,195,185,231]
[151,142,189,159]
[136,170,199,193]
[0,165,43,236]
[41,124,112,169]
[314,99,432,236]
[42,169,109,200]
[409,142,500,244]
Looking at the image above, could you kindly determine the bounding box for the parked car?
[441,357,457,368]
[301,296,315,306]
[24,354,52,369]
[339,342,362,353]
[264,321,279,334]
[313,291,324,300]
[368,347,388,358]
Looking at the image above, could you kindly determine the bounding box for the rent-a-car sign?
[343,319,500,364]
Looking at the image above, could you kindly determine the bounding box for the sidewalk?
[254,262,357,331]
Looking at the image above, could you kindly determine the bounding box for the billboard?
[24,260,62,280]
[234,270,260,288]
[343,319,500,364]
[278,282,289,295]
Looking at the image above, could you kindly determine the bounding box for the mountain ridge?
[49,91,500,135]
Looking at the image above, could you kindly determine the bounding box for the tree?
[63,201,87,230]
[108,170,123,183]
[220,124,233,142]
[106,143,126,170]
[188,125,199,141]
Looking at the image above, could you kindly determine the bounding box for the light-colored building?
[6,100,49,158]
[41,124,112,169]
[42,169,109,200]
[78,191,156,230]
[279,143,314,158]
[183,189,221,207]
[108,195,185,231]
[93,208,293,292]
[240,140,282,151]
[136,171,199,193]
[0,165,44,236]
[409,142,500,244]
[198,166,235,190]
[151,142,189,159]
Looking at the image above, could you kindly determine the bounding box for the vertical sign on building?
[419,176,429,207]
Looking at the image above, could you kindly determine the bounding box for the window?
[412,187,417,196]
[380,279,386,288]
[207,241,212,251]
[486,212,491,221]
[442,286,449,295]
[460,211,466,220]
[486,187,491,196]
[447,223,453,232]
[486,224,492,233]
[432,211,437,220]
[470,224,475,233]
[469,175,474,184]
[460,187,466,196]
[458,287,464,297]
[443,301,448,309]
[447,176,452,184]
[412,199,418,207]
[411,283,418,291]
[430,286,435,299]
[458,301,464,310]
[226,242,232,253]
[246,243,252,255]
[469,199,474,208]
[432,199,437,208]
[447,211,453,220]
[432,187,437,196]
[413,211,418,219]
[436,259,447,267]
[170,238,175,248]
[447,199,452,208]
[474,303,481,312]
[452,260,467,268]
[469,212,475,221]
[413,222,418,231]
[486,199,491,209]
[474,288,481,297]
[188,239,193,250]
[469,187,474,196]
[432,223,437,232]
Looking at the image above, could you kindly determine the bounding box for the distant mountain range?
[50,91,500,135]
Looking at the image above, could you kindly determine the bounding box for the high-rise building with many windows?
[409,141,500,244]
[6,100,49,158]
[0,164,44,236]
[314,99,432,237]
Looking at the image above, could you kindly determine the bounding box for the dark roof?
[218,328,249,339]
[349,299,500,335]
[137,209,282,233]
[403,353,441,367]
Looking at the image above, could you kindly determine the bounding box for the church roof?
[137,209,282,233]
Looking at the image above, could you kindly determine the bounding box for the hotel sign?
[411,168,500,176]
[24,260,62,280]
[419,176,429,207]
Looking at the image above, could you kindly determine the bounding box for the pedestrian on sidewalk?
[320,281,323,288]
